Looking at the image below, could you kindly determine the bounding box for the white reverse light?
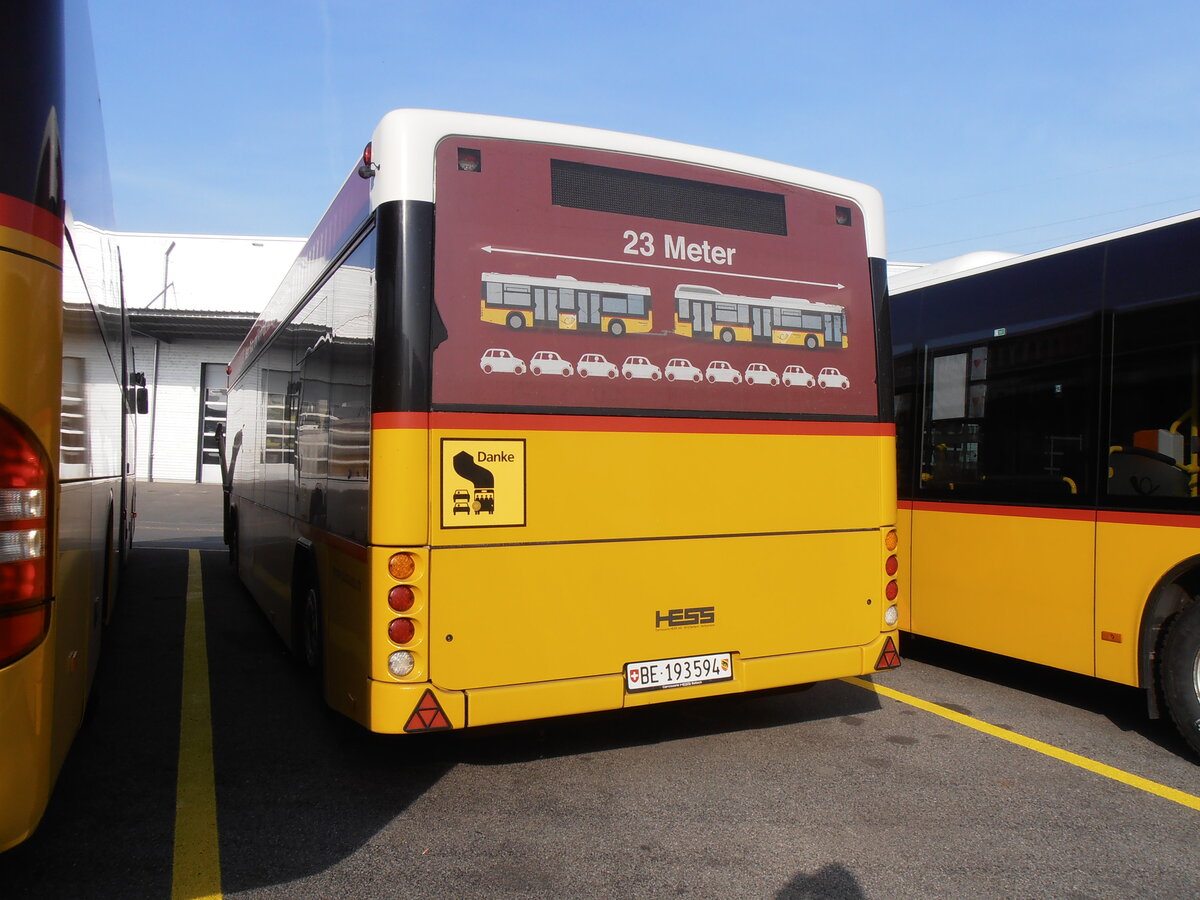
[388,650,415,677]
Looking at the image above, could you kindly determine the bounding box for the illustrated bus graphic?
[673,284,847,350]
[481,272,653,336]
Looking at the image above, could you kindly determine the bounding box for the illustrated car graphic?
[577,353,619,379]
[818,367,850,389]
[745,363,780,386]
[452,489,471,514]
[480,348,526,374]
[531,350,573,376]
[664,358,702,383]
[705,360,742,384]
[782,365,815,387]
[622,355,662,380]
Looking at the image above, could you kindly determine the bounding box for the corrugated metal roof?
[128,308,258,342]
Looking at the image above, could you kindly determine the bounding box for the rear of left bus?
[0,1,67,852]
[2,0,126,852]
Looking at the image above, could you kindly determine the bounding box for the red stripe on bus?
[297,523,370,562]
[1097,510,1200,529]
[0,193,62,248]
[907,500,1097,522]
[372,411,894,437]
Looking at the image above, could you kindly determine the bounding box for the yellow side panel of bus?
[909,506,1094,675]
[1095,518,1200,687]
[0,644,54,852]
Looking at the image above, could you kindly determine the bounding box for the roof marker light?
[358,142,379,179]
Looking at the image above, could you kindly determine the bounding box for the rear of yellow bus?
[328,116,899,733]
[0,2,67,850]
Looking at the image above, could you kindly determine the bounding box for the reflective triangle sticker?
[404,689,453,732]
[874,636,901,670]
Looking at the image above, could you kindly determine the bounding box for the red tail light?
[0,414,51,668]
[388,617,415,644]
[388,585,415,612]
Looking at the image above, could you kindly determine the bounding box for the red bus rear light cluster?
[0,415,51,668]
[883,529,900,628]
[386,551,422,678]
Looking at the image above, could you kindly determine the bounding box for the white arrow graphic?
[481,246,845,290]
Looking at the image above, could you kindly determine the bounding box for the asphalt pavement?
[0,481,1197,898]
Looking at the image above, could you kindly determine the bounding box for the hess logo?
[655,607,716,628]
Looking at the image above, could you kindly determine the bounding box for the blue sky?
[91,0,1200,262]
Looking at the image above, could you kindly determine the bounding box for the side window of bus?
[1107,296,1200,505]
[325,230,376,543]
[920,315,1098,505]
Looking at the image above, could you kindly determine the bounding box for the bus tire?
[720,328,734,343]
[506,313,525,330]
[609,320,625,337]
[1161,599,1200,756]
[294,556,324,679]
[805,335,819,349]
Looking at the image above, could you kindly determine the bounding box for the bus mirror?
[135,386,148,415]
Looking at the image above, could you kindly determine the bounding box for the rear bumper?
[355,632,898,734]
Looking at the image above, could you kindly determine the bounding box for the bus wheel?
[609,320,626,337]
[720,329,734,343]
[295,562,323,677]
[805,335,819,349]
[506,313,525,330]
[1162,599,1200,756]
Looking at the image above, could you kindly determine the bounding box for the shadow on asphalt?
[899,632,1195,761]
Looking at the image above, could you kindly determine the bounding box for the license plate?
[624,652,733,693]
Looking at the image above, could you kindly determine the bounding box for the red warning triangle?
[874,636,901,670]
[404,689,453,732]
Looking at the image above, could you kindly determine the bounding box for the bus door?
[751,306,772,341]
[694,300,714,338]
[533,288,560,327]
[824,313,842,346]
[578,291,601,329]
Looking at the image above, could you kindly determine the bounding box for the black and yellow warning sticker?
[440,438,526,528]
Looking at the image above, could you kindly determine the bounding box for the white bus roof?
[482,272,650,294]
[674,283,845,314]
[889,209,1200,294]
[368,109,886,259]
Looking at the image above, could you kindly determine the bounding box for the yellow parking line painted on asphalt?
[173,550,223,900]
[844,676,1200,812]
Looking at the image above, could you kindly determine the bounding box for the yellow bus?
[891,211,1200,756]
[224,110,899,736]
[480,272,654,337]
[673,284,848,350]
[1,0,141,851]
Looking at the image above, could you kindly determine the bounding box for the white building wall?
[132,335,244,483]
[118,230,304,482]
